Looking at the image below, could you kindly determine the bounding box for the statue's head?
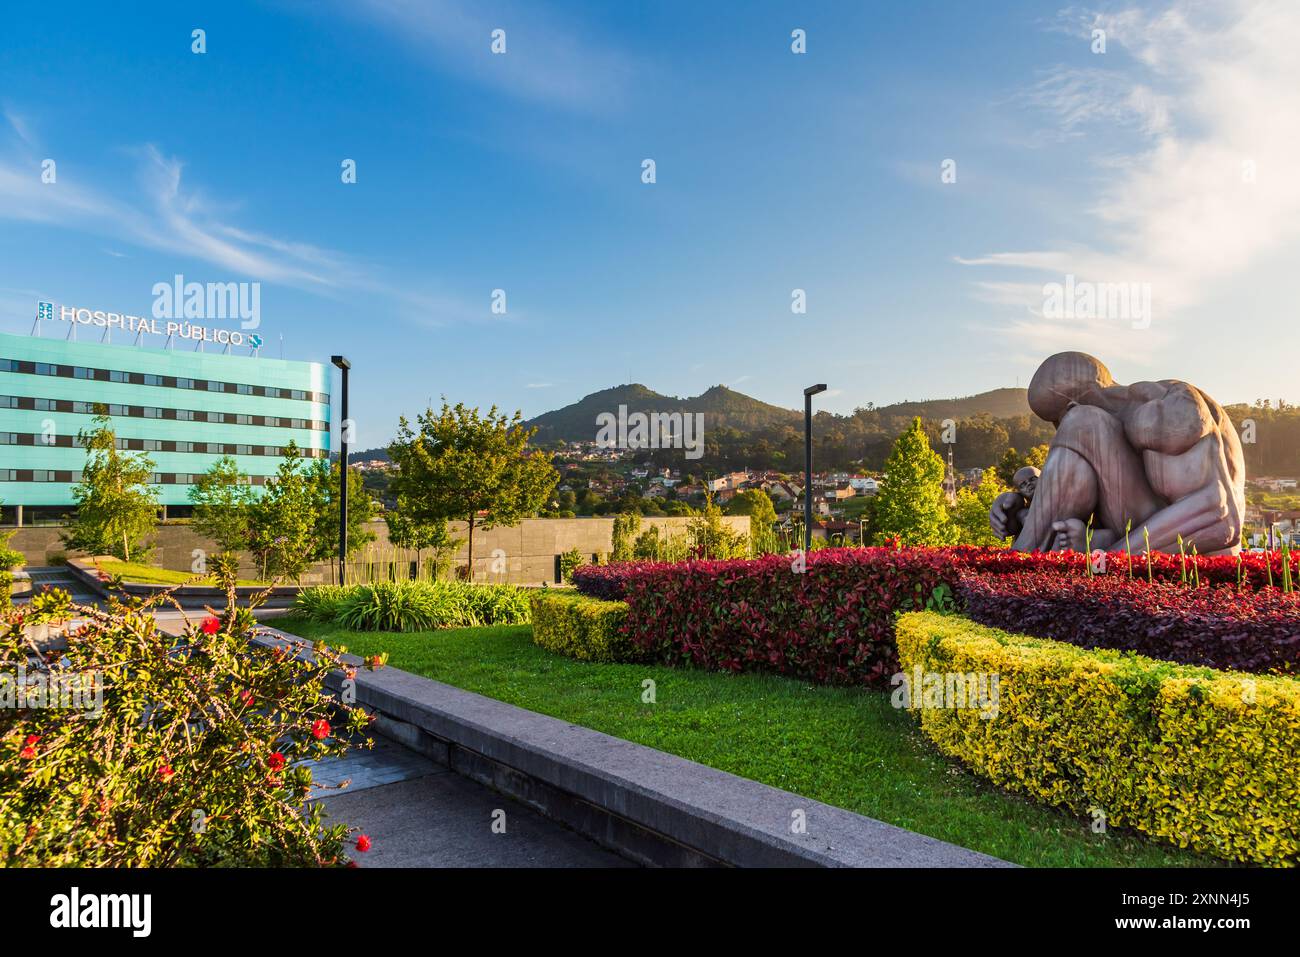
[1012,466,1040,498]
[1027,352,1115,425]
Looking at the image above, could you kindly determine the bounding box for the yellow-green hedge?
[529,591,637,663]
[896,611,1300,866]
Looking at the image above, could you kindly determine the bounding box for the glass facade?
[0,331,330,507]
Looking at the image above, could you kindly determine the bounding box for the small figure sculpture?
[989,466,1040,540]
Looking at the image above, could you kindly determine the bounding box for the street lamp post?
[331,355,351,585]
[803,384,826,554]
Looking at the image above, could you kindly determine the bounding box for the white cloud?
[335,0,635,113]
[964,0,1300,354]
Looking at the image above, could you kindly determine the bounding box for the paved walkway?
[310,738,630,867]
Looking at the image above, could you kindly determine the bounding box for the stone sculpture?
[990,352,1245,555]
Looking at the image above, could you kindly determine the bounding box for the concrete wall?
[7,515,751,585]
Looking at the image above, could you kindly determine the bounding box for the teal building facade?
[0,330,330,520]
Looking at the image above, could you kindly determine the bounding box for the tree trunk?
[466,515,475,581]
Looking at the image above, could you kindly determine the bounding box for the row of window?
[0,395,327,430]
[0,431,326,458]
[0,357,328,403]
[0,469,275,485]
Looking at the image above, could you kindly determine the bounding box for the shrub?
[896,611,1300,866]
[0,583,376,866]
[0,548,23,573]
[957,570,1300,675]
[0,572,11,612]
[295,584,351,622]
[571,561,666,601]
[557,547,586,583]
[618,550,955,686]
[529,591,636,662]
[322,580,531,632]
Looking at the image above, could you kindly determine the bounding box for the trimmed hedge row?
[615,551,955,686]
[529,591,636,663]
[896,611,1300,866]
[958,571,1300,675]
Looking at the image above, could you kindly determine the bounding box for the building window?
[234,413,251,425]
[289,389,306,401]
[265,387,281,399]
[74,366,94,379]
[176,409,196,421]
[0,433,15,444]
[207,411,223,423]
[33,470,57,482]
[110,370,129,383]
[148,473,163,484]
[107,404,127,416]
[35,362,59,375]
[234,444,252,455]
[34,398,55,411]
[236,383,252,395]
[0,359,17,372]
[0,396,16,408]
[207,443,223,454]
[143,407,163,418]
[0,470,16,481]
[176,377,195,390]
[143,374,164,386]
[143,440,164,451]
[208,380,224,392]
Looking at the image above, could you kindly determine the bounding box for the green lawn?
[93,560,268,587]
[272,614,1221,868]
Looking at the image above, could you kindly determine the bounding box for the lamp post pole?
[331,355,351,585]
[803,384,826,554]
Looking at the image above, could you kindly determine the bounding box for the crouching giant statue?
[990,352,1245,555]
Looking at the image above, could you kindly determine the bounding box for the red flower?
[158,764,175,783]
[311,719,330,740]
[200,617,221,635]
[19,746,36,760]
[267,752,286,772]
[355,834,372,852]
[235,689,254,706]
[24,735,40,746]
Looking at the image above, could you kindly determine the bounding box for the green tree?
[188,456,255,556]
[306,460,377,578]
[63,412,159,561]
[873,417,951,546]
[249,444,318,581]
[385,494,462,578]
[949,468,1011,546]
[388,402,558,574]
[611,512,641,562]
[725,488,777,525]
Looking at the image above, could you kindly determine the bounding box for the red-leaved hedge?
[573,546,1300,601]
[615,550,955,686]
[957,570,1300,675]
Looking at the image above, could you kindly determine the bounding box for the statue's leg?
[1014,404,1164,552]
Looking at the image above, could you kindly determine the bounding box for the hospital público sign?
[37,290,263,350]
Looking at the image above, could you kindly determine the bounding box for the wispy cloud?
[963,0,1300,356]
[332,0,636,113]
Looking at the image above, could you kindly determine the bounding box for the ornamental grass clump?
[317,580,531,632]
[0,575,379,867]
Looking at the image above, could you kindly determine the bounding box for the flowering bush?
[1,580,379,866]
[957,570,1300,675]
[618,550,955,686]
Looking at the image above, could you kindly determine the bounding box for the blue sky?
[3,0,1298,449]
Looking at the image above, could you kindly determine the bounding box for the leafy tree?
[949,468,1011,546]
[188,456,255,556]
[249,444,318,581]
[687,493,749,558]
[873,417,951,546]
[306,460,377,577]
[725,488,777,526]
[611,512,641,562]
[63,412,159,561]
[388,402,559,574]
[385,494,462,578]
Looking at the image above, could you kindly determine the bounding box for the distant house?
[676,483,706,499]
[642,484,669,499]
[849,476,879,495]
[764,480,800,502]
[707,471,750,493]
[824,484,856,501]
[630,467,650,479]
